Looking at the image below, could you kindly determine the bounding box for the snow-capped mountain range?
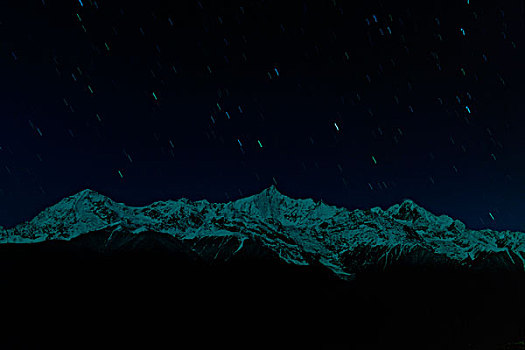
[1,186,524,279]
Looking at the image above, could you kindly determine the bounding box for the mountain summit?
[2,187,525,279]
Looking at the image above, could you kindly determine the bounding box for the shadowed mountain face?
[3,186,525,276]
[1,187,525,349]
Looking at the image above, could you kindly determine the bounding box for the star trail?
[0,0,524,231]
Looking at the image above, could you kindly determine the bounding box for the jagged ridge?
[2,185,525,279]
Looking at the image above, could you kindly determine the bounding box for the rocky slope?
[2,185,525,278]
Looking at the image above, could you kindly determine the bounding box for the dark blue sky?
[1,0,524,231]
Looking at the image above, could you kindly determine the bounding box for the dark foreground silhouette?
[1,232,524,350]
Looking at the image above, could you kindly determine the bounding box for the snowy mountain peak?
[228,185,293,219]
[1,189,126,243]
[66,189,120,214]
[256,185,286,199]
[2,188,525,279]
[74,188,102,198]
[386,199,434,222]
[65,189,116,209]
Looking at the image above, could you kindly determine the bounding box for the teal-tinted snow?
[2,189,130,243]
[1,186,525,279]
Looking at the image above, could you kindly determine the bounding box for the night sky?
[1,0,525,231]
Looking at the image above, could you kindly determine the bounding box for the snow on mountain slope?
[2,185,525,279]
